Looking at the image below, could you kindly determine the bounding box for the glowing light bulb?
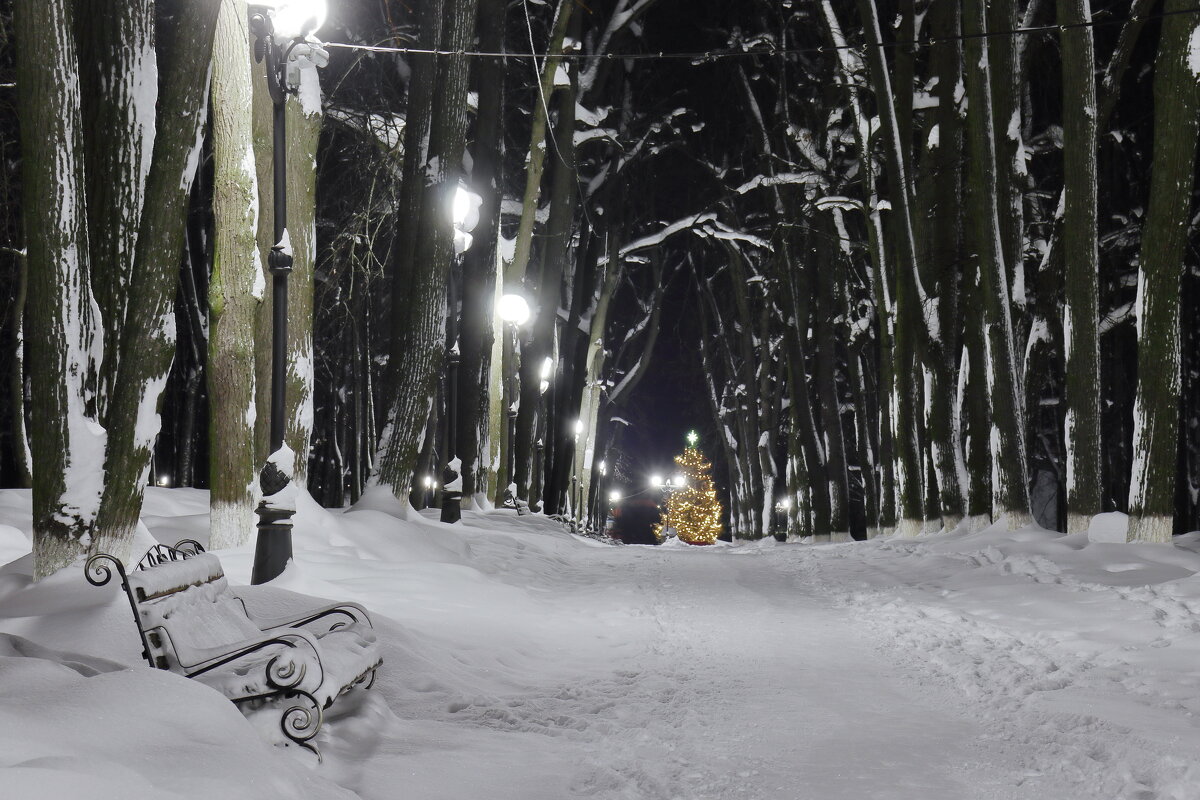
[269,0,328,39]
[497,293,531,325]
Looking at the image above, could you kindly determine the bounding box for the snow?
[4,492,1200,797]
[1189,23,1200,78]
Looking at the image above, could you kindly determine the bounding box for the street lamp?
[249,0,329,586]
[451,183,482,255]
[531,356,553,511]
[571,418,584,529]
[441,183,482,524]
[498,293,531,326]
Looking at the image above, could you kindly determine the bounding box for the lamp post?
[592,459,606,531]
[530,356,552,512]
[249,0,329,586]
[571,418,584,529]
[440,184,482,524]
[498,292,530,509]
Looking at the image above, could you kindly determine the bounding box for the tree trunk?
[92,0,218,562]
[815,221,850,541]
[919,0,965,530]
[16,0,104,578]
[1127,0,1200,543]
[490,0,575,502]
[456,0,506,502]
[285,69,322,487]
[1058,0,1102,535]
[373,0,479,498]
[516,42,579,503]
[209,0,262,549]
[963,0,1031,527]
[854,0,923,537]
[76,0,155,421]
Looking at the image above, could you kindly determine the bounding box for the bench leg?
[280,690,324,761]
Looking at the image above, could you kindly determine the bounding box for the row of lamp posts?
[245,0,595,584]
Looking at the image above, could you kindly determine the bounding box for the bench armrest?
[155,625,326,691]
[238,598,374,633]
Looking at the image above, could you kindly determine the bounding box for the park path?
[322,528,1086,800]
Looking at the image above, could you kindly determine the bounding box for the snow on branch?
[735,172,824,195]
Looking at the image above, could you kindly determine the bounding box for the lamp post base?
[251,504,294,584]
[439,491,462,523]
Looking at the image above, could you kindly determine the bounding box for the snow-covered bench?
[85,541,381,759]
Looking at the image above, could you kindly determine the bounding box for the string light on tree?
[654,431,723,545]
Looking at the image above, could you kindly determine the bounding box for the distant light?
[157,475,170,487]
[673,474,686,488]
[609,491,621,503]
[599,460,607,475]
[778,496,791,510]
[497,293,531,325]
[686,430,699,447]
[423,475,436,488]
[452,184,482,232]
[540,357,554,381]
[650,474,663,487]
[267,0,328,40]
[573,419,584,436]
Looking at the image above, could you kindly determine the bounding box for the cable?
[322,5,1200,63]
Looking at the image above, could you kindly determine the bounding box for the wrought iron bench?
[85,541,381,759]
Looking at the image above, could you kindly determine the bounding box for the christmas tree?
[655,431,723,545]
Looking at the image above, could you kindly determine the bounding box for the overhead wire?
[322,4,1200,62]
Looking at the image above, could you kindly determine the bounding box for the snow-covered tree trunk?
[917,0,965,531]
[456,0,506,502]
[1127,0,1200,543]
[208,0,261,549]
[1058,0,1102,535]
[92,0,219,562]
[374,0,479,498]
[962,264,993,530]
[986,0,1027,334]
[3,244,31,488]
[490,0,575,504]
[815,222,850,542]
[16,0,104,578]
[854,0,924,538]
[76,0,155,420]
[285,69,322,487]
[516,49,579,504]
[963,0,1031,528]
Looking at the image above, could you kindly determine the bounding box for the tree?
[373,0,479,498]
[17,0,219,578]
[655,433,723,545]
[209,0,262,549]
[1127,0,1200,543]
[963,0,1031,528]
[1058,0,1102,535]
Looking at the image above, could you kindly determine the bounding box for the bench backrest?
[124,553,261,672]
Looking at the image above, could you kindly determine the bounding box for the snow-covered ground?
[2,488,1200,799]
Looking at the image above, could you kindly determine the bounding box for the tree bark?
[75,0,155,420]
[963,0,1031,527]
[285,68,322,487]
[16,0,104,578]
[1058,0,1102,535]
[373,0,479,498]
[853,0,923,537]
[1127,0,1200,543]
[92,0,219,562]
[209,0,262,549]
[456,0,506,502]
